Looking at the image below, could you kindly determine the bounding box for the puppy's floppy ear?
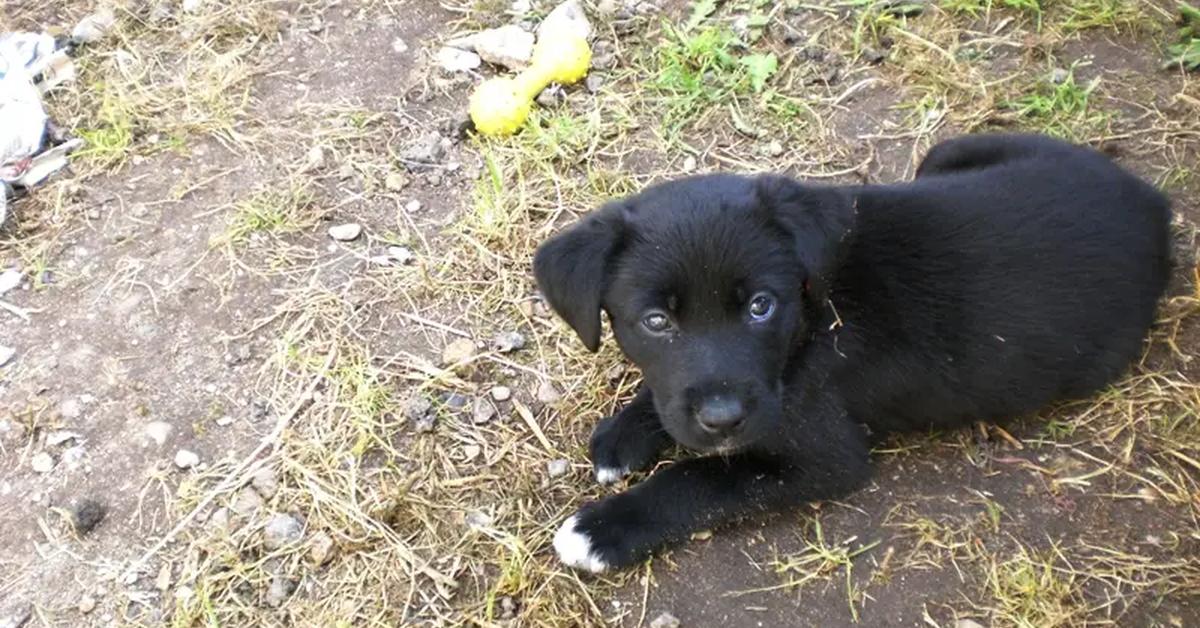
[533,203,628,352]
[755,175,856,302]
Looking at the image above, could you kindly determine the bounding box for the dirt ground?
[1,0,1198,626]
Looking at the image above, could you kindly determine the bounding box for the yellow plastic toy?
[469,32,592,136]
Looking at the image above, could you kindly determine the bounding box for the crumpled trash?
[0,30,84,226]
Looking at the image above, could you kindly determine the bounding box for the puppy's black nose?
[695,396,745,434]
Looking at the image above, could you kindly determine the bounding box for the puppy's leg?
[915,134,1056,178]
[555,416,871,572]
[589,388,673,484]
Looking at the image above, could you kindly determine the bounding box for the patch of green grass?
[1058,0,1144,33]
[987,546,1084,627]
[1002,64,1107,139]
[650,26,778,136]
[212,181,318,246]
[1165,3,1200,70]
[75,81,135,169]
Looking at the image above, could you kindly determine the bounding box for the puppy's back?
[836,136,1171,430]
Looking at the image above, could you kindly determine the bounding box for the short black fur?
[533,134,1171,571]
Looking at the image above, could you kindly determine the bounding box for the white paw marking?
[553,514,610,573]
[595,466,628,485]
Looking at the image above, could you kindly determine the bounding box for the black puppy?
[533,134,1171,573]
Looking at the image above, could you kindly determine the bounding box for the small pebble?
[491,331,526,353]
[328,223,363,241]
[70,498,107,535]
[262,513,304,550]
[302,145,325,172]
[208,507,231,532]
[0,345,14,367]
[955,621,985,628]
[1049,67,1070,84]
[174,449,200,469]
[441,337,476,366]
[465,510,493,529]
[144,421,172,446]
[387,246,415,265]
[404,198,422,213]
[650,612,681,628]
[77,594,96,614]
[59,398,83,420]
[385,172,409,191]
[266,575,297,608]
[498,595,517,619]
[231,487,265,517]
[472,397,497,424]
[251,467,279,499]
[463,444,482,460]
[31,452,55,473]
[682,155,697,172]
[0,269,22,294]
[391,37,409,54]
[547,459,570,478]
[536,381,561,404]
[490,386,512,402]
[216,415,234,427]
[308,531,336,566]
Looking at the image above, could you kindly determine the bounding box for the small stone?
[0,269,21,295]
[262,514,304,551]
[231,487,265,517]
[861,46,886,64]
[415,414,437,433]
[585,73,605,93]
[547,459,569,478]
[208,507,231,532]
[0,345,14,367]
[404,395,433,421]
[71,499,107,535]
[444,392,470,410]
[463,444,482,460]
[1049,67,1070,84]
[266,575,297,608]
[535,381,561,404]
[31,452,54,473]
[402,132,449,170]
[682,155,697,172]
[59,398,83,420]
[491,331,526,353]
[490,386,512,402]
[155,562,172,591]
[72,9,116,43]
[61,446,85,470]
[536,85,565,108]
[404,198,422,212]
[308,531,336,566]
[764,140,785,158]
[592,39,617,69]
[216,415,234,427]
[650,612,680,628]
[328,223,363,241]
[182,0,202,12]
[385,172,409,191]
[46,430,81,447]
[174,449,200,469]
[539,0,592,41]
[465,510,493,529]
[77,594,96,614]
[442,337,476,366]
[511,0,532,14]
[387,246,415,265]
[302,145,325,173]
[391,37,409,54]
[436,47,481,73]
[955,621,985,628]
[251,467,279,499]
[144,421,172,447]
[472,397,497,424]
[498,595,517,619]
[451,25,535,71]
[606,363,627,381]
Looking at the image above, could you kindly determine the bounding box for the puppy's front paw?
[552,515,611,573]
[589,413,666,485]
[552,497,654,572]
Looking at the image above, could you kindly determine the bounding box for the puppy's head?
[534,174,854,452]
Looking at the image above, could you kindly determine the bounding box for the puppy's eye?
[748,294,776,322]
[642,311,671,333]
